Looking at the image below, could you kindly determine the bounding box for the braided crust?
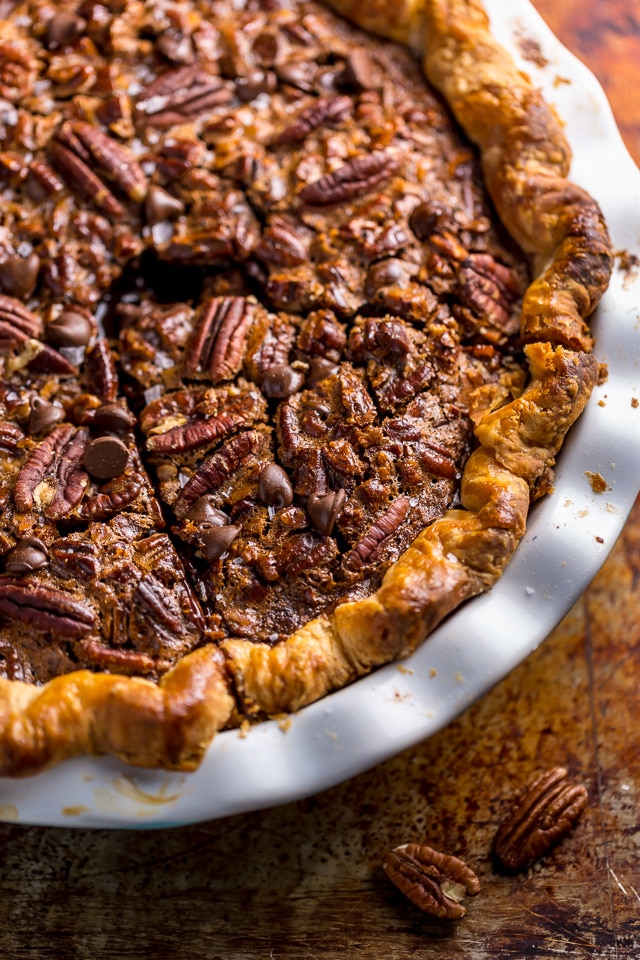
[0,0,611,775]
[0,647,235,775]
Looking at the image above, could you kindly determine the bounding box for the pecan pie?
[0,0,611,774]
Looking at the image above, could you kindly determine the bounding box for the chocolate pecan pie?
[0,0,611,774]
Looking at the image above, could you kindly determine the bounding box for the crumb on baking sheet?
[598,363,609,385]
[632,397,639,408]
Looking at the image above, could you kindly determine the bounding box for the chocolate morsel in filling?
[44,12,86,50]
[46,310,92,348]
[307,357,340,386]
[258,464,294,509]
[93,404,136,437]
[186,497,229,526]
[4,538,49,574]
[199,524,240,561]
[28,397,66,435]
[0,253,41,300]
[307,489,347,537]
[83,436,129,480]
[263,365,306,399]
[145,186,186,226]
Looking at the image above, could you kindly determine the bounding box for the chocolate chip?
[83,436,129,480]
[307,489,346,536]
[4,537,49,574]
[275,61,317,92]
[199,524,240,561]
[339,49,376,91]
[263,364,305,399]
[258,463,293,509]
[185,496,229,526]
[307,357,339,386]
[93,403,135,437]
[367,259,405,287]
[252,31,280,67]
[408,201,450,240]
[145,185,185,226]
[46,309,92,348]
[157,31,195,64]
[236,70,277,103]
[45,12,87,50]
[28,396,66,434]
[0,253,40,299]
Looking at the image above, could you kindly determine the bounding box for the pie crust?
[0,0,611,775]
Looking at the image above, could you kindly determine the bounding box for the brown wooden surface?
[2,3,640,958]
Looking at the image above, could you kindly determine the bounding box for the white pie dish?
[1,0,639,828]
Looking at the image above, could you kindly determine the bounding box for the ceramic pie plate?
[1,0,639,828]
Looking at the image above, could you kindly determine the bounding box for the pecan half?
[50,135,124,219]
[144,383,266,456]
[174,429,265,517]
[75,640,161,676]
[81,475,143,520]
[455,253,521,342]
[244,309,296,385]
[299,151,398,207]
[383,844,480,919]
[255,217,310,268]
[14,425,89,520]
[185,297,254,382]
[26,342,78,376]
[297,309,346,361]
[0,294,43,347]
[493,767,588,871]
[136,65,234,128]
[86,338,120,403]
[343,497,409,571]
[70,121,148,202]
[49,538,99,580]
[29,159,65,196]
[0,42,38,99]
[0,421,24,453]
[0,578,96,637]
[272,95,352,145]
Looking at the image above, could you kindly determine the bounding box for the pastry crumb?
[585,471,609,494]
[515,33,549,67]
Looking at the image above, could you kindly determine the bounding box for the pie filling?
[0,0,531,685]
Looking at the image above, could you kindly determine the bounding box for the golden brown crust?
[0,0,612,774]
[0,646,234,776]
[420,0,612,352]
[316,0,429,46]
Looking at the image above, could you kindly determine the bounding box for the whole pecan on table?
[382,843,480,920]
[492,766,589,872]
